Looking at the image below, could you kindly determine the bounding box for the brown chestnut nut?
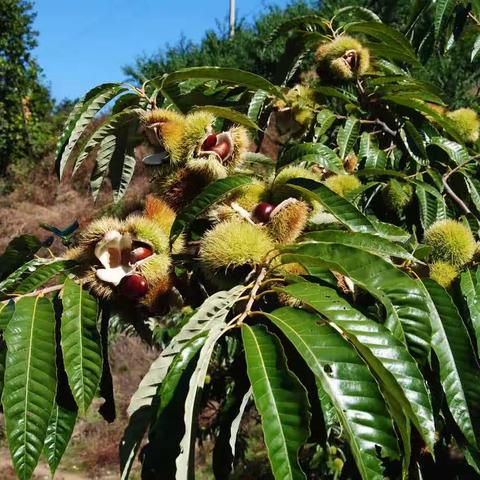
[119,274,148,300]
[252,202,275,223]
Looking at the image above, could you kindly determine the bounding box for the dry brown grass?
[0,151,150,253]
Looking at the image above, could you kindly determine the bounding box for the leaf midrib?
[22,296,39,474]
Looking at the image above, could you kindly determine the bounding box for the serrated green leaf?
[247,90,268,122]
[267,307,399,480]
[170,175,252,243]
[142,336,206,478]
[281,242,432,361]
[61,278,102,414]
[43,404,77,475]
[13,261,74,295]
[212,384,251,478]
[359,132,387,169]
[0,259,51,294]
[111,154,136,203]
[280,282,435,451]
[415,183,447,229]
[346,22,418,63]
[434,0,456,38]
[242,324,310,480]
[278,143,343,172]
[337,117,360,159]
[422,279,480,447]
[159,67,280,97]
[315,109,336,136]
[72,108,141,177]
[176,323,235,478]
[55,83,127,179]
[301,230,418,262]
[3,296,57,480]
[428,136,470,165]
[287,178,409,241]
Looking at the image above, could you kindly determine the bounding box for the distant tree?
[0,0,54,175]
[124,0,479,109]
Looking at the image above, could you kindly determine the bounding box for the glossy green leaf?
[346,22,417,62]
[43,404,77,474]
[422,279,480,447]
[415,182,447,229]
[3,296,57,480]
[280,282,435,450]
[428,136,470,165]
[278,143,343,172]
[287,178,409,241]
[301,230,418,262]
[242,324,310,480]
[460,268,480,356]
[55,83,127,179]
[315,109,336,136]
[281,242,432,361]
[247,90,268,122]
[170,175,252,243]
[267,307,399,480]
[159,67,281,97]
[191,105,260,130]
[14,261,74,295]
[0,259,52,294]
[61,277,102,414]
[359,132,387,169]
[337,117,359,159]
[128,286,246,416]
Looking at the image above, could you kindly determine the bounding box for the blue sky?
[32,0,290,101]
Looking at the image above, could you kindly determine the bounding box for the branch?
[236,267,267,326]
[442,177,471,214]
[2,284,63,304]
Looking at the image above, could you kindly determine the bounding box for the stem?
[442,177,471,214]
[236,267,267,326]
[3,284,63,303]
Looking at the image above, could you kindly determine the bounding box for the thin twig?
[442,177,471,214]
[2,284,63,304]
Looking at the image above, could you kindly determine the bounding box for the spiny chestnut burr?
[119,273,148,300]
[201,133,217,150]
[252,202,275,224]
[129,245,153,264]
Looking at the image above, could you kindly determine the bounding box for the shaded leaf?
[61,278,102,413]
